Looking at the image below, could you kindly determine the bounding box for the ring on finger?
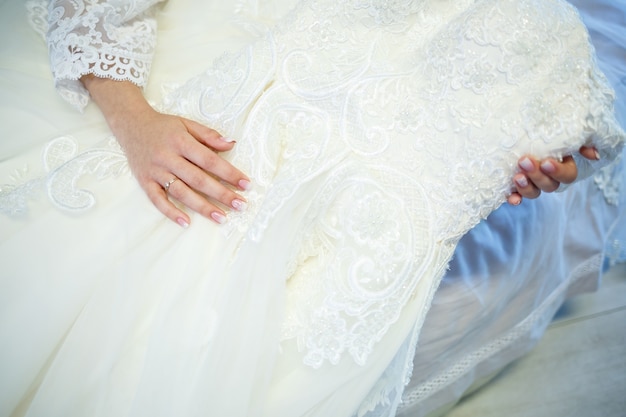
[163,176,179,192]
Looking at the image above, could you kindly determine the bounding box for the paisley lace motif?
[11,1,626,415]
[0,136,129,216]
[161,0,625,377]
[280,162,438,367]
[26,0,162,110]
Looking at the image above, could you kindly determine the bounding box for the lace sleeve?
[26,0,165,111]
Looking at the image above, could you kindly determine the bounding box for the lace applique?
[11,2,626,415]
[0,136,129,216]
[397,254,604,413]
[355,318,423,417]
[594,154,624,206]
[25,0,162,110]
[352,0,421,26]
[280,162,438,367]
[25,0,48,38]
[163,0,624,378]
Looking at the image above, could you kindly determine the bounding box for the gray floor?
[445,262,626,417]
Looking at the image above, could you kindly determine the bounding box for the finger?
[172,158,248,213]
[513,172,541,199]
[145,181,191,228]
[164,177,231,224]
[579,145,600,161]
[182,118,237,152]
[518,156,559,193]
[538,156,577,185]
[507,191,522,206]
[181,138,251,191]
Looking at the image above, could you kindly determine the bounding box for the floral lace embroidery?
[594,154,624,206]
[10,1,626,416]
[161,0,624,376]
[26,0,162,110]
[397,254,605,414]
[0,136,129,216]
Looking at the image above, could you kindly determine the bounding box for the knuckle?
[543,184,559,193]
[521,188,540,199]
[561,172,577,185]
[202,152,219,168]
[539,178,560,193]
[203,127,220,139]
[153,148,173,166]
[147,189,163,205]
[216,187,235,203]
[149,196,161,208]
[197,201,215,219]
[188,171,209,189]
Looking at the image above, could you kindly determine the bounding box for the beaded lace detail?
[162,0,624,375]
[8,1,626,416]
[26,0,162,110]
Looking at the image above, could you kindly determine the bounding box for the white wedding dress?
[0,0,624,417]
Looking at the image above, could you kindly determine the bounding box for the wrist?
[81,75,155,133]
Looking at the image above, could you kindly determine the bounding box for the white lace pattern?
[162,0,624,372]
[8,0,625,416]
[26,0,163,110]
[0,136,129,216]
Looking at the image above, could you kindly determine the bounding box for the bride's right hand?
[82,75,250,228]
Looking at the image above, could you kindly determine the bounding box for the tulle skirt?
[1,0,624,416]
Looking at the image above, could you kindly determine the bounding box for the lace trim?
[25,0,161,110]
[8,2,626,416]
[398,253,604,412]
[161,0,625,375]
[0,136,129,216]
[593,153,624,206]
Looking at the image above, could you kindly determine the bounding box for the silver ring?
[164,177,178,192]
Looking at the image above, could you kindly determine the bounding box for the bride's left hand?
[507,145,600,205]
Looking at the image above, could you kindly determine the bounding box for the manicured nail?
[519,157,534,172]
[238,179,251,190]
[540,160,556,174]
[515,175,529,188]
[211,212,227,224]
[177,217,189,229]
[231,198,247,211]
[593,149,601,160]
[220,136,236,143]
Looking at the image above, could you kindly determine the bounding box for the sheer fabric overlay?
[1,0,624,417]
[27,0,163,110]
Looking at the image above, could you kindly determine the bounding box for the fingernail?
[593,149,600,160]
[540,160,556,174]
[211,212,227,224]
[220,136,236,143]
[177,217,190,229]
[238,179,251,191]
[515,175,529,188]
[231,198,247,211]
[519,157,534,172]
